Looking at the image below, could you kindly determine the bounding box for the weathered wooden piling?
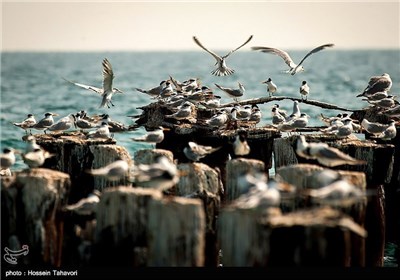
[134,148,174,164]
[225,158,265,201]
[1,168,70,266]
[176,162,223,266]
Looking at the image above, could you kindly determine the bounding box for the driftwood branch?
[220,96,358,112]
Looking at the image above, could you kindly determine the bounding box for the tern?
[22,147,54,168]
[13,114,36,134]
[299,81,310,100]
[361,119,391,136]
[24,135,41,153]
[32,112,59,132]
[63,58,123,108]
[86,122,112,139]
[193,35,253,76]
[183,141,221,162]
[232,130,251,156]
[64,190,101,216]
[1,148,18,170]
[357,73,392,97]
[252,43,334,75]
[262,78,277,97]
[45,114,76,133]
[131,126,167,144]
[86,160,129,181]
[134,80,167,98]
[215,82,245,102]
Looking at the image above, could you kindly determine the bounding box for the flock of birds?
[1,35,399,213]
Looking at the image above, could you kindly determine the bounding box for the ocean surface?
[1,50,399,266]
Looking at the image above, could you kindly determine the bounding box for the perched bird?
[372,120,397,140]
[296,135,366,167]
[131,156,179,191]
[379,104,400,118]
[365,91,389,101]
[86,122,112,139]
[22,147,54,168]
[64,190,101,216]
[288,113,309,129]
[86,160,129,181]
[357,73,392,97]
[131,126,167,144]
[63,58,123,108]
[262,78,277,97]
[361,119,391,136]
[75,113,97,131]
[45,114,76,133]
[193,35,253,76]
[24,135,41,153]
[319,113,343,126]
[271,107,286,125]
[164,102,192,120]
[134,80,167,98]
[252,43,334,75]
[205,110,229,127]
[291,101,301,119]
[215,82,245,102]
[333,118,354,138]
[363,96,397,109]
[32,112,59,132]
[299,81,310,100]
[13,114,36,134]
[249,105,262,124]
[272,104,288,119]
[0,148,18,170]
[183,141,221,162]
[232,130,251,156]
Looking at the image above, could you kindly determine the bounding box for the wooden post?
[225,158,265,202]
[176,162,223,267]
[1,168,70,267]
[134,149,174,164]
[147,196,205,267]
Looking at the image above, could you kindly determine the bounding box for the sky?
[1,0,399,51]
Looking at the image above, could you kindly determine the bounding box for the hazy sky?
[2,1,399,51]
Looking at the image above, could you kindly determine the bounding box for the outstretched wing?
[224,35,253,58]
[251,46,296,68]
[193,36,222,62]
[62,77,102,95]
[297,43,334,67]
[102,58,114,94]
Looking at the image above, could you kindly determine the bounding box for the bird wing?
[193,36,222,62]
[224,35,253,58]
[297,43,335,67]
[251,46,296,68]
[63,77,102,95]
[102,58,114,94]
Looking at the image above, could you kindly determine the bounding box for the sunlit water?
[1,50,399,266]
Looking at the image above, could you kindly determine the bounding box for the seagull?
[24,135,41,153]
[291,100,301,119]
[131,156,179,191]
[193,35,253,76]
[13,114,36,134]
[1,148,18,170]
[296,135,366,167]
[262,78,277,97]
[365,91,389,101]
[215,82,245,102]
[164,102,192,120]
[64,190,101,216]
[361,119,391,136]
[232,130,251,156]
[377,120,397,140]
[288,113,309,129]
[45,114,76,134]
[249,105,262,124]
[32,112,59,132]
[183,141,221,162]
[86,160,129,181]
[86,122,112,139]
[252,43,334,75]
[271,107,286,125]
[131,126,167,144]
[299,81,310,100]
[63,58,123,108]
[379,104,400,118]
[22,147,54,168]
[357,73,392,97]
[363,96,397,109]
[205,110,229,127]
[134,80,167,98]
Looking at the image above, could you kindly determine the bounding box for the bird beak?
[261,81,267,84]
[52,113,59,116]
[162,127,171,131]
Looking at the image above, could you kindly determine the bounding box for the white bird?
[215,82,245,102]
[1,148,18,170]
[13,114,36,134]
[232,131,251,156]
[205,110,229,127]
[64,190,101,216]
[363,96,397,109]
[131,156,179,191]
[299,80,310,100]
[134,80,167,98]
[252,43,334,75]
[45,114,76,133]
[379,105,400,118]
[288,113,309,129]
[374,120,397,140]
[183,141,221,162]
[296,135,366,167]
[131,126,167,144]
[193,35,253,76]
[86,122,112,139]
[24,135,41,153]
[357,73,392,97]
[32,112,59,132]
[271,107,286,125]
[22,147,54,168]
[86,160,129,181]
[291,101,301,119]
[262,78,277,97]
[63,58,123,108]
[249,106,262,124]
[165,102,192,120]
[361,119,391,136]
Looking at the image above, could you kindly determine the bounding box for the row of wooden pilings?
[1,124,399,267]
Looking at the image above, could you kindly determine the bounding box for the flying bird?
[251,43,334,75]
[193,35,253,76]
[63,58,123,108]
[183,141,221,162]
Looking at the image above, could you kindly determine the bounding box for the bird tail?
[211,67,235,77]
[356,92,366,98]
[134,88,147,94]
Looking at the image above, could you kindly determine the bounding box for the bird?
[164,102,193,120]
[251,43,334,75]
[193,35,253,76]
[86,122,112,139]
[249,105,262,124]
[134,80,167,98]
[299,81,310,100]
[32,112,59,132]
[205,110,229,127]
[296,135,366,167]
[86,160,129,181]
[63,58,123,108]
[22,147,54,168]
[214,82,245,102]
[378,120,397,140]
[64,190,101,216]
[1,148,18,170]
[131,156,179,191]
[361,119,391,136]
[183,141,221,162]
[363,96,397,109]
[131,126,167,144]
[232,130,251,156]
[45,114,76,134]
[379,104,400,118]
[288,113,309,129]
[262,78,277,97]
[357,73,392,97]
[24,135,41,153]
[13,114,36,134]
[271,107,286,125]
